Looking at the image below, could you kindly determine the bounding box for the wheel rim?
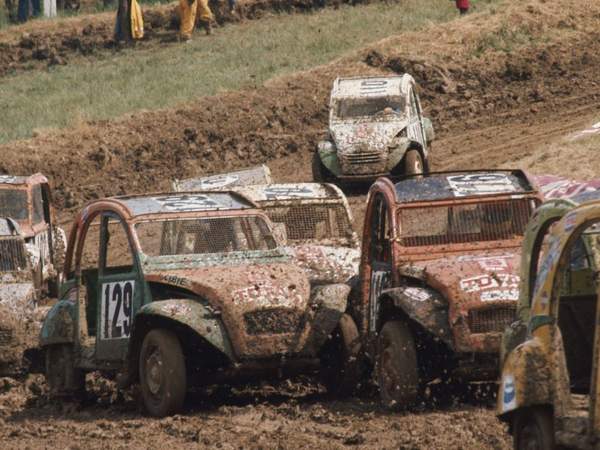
[145,347,164,396]
[519,421,543,450]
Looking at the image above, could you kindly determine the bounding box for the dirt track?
[2,0,600,448]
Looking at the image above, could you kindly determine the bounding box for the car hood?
[402,250,521,312]
[330,119,407,153]
[288,244,360,284]
[145,262,315,358]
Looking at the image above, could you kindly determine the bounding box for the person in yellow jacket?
[179,0,213,41]
[114,0,144,42]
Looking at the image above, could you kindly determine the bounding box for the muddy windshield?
[0,189,28,221]
[262,203,353,245]
[335,96,406,119]
[398,199,533,247]
[135,216,278,256]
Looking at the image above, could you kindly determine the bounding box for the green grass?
[0,0,491,143]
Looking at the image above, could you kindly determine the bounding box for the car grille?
[244,309,304,335]
[468,306,516,334]
[342,151,383,165]
[0,238,28,272]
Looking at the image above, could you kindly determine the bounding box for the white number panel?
[100,281,135,340]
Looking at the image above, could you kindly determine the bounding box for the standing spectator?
[454,0,469,15]
[114,0,144,42]
[179,0,213,41]
[17,0,41,22]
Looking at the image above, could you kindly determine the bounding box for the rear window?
[398,199,533,247]
[0,189,28,221]
[263,204,353,244]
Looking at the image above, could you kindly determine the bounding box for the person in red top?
[454,0,469,15]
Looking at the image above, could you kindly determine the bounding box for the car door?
[407,87,427,151]
[95,212,143,361]
[367,193,393,334]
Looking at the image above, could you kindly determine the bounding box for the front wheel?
[320,314,362,396]
[139,329,186,417]
[404,149,424,176]
[513,407,555,450]
[376,320,419,409]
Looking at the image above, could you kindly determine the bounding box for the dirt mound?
[0,0,371,77]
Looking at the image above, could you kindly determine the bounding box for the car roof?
[0,173,48,187]
[233,183,345,203]
[110,191,256,218]
[332,75,413,99]
[393,170,535,203]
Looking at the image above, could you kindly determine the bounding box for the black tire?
[45,344,85,397]
[376,320,419,409]
[321,314,362,396]
[139,329,186,417]
[404,149,424,176]
[312,151,332,182]
[513,407,555,450]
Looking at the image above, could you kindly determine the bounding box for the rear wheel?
[404,149,424,176]
[376,320,419,409]
[321,314,362,396]
[513,407,555,450]
[45,344,85,397]
[139,329,186,417]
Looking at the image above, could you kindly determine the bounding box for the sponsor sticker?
[502,374,517,412]
[447,173,517,197]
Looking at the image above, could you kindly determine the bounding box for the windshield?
[335,96,406,119]
[135,215,278,257]
[398,199,533,247]
[263,203,354,244]
[0,189,28,221]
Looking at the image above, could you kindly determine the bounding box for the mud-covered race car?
[498,194,600,449]
[0,219,39,375]
[354,170,542,408]
[40,191,360,416]
[174,173,361,285]
[313,75,434,183]
[0,174,65,296]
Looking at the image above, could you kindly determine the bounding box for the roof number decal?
[263,186,315,200]
[154,194,221,211]
[0,175,19,183]
[447,173,517,197]
[195,175,239,189]
[360,80,388,96]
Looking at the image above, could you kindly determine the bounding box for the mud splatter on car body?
[356,170,542,399]
[498,196,600,449]
[40,190,355,415]
[314,74,434,182]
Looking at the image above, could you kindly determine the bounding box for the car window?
[80,215,101,272]
[102,216,134,271]
[0,189,28,221]
[32,184,44,224]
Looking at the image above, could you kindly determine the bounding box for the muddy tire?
[312,151,332,183]
[45,344,85,397]
[513,407,555,450]
[321,314,362,396]
[404,149,424,176]
[376,320,419,409]
[139,329,186,417]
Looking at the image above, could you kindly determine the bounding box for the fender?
[317,140,342,176]
[39,300,76,346]
[386,137,419,172]
[304,283,351,353]
[422,116,435,145]
[379,286,452,348]
[135,299,235,360]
